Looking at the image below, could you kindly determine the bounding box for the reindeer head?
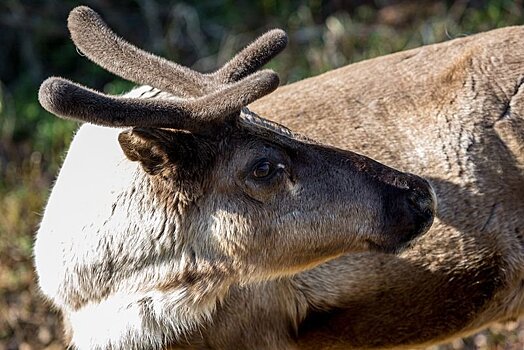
[35,6,436,349]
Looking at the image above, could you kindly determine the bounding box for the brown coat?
[250,25,524,349]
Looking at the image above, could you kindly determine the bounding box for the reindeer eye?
[252,160,275,179]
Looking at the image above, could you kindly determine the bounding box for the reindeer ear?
[118,128,170,175]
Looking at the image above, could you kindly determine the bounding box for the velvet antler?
[67,6,287,97]
[39,71,279,130]
[38,6,287,131]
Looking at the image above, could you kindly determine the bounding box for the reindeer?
[34,6,436,350]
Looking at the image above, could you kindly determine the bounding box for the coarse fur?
[248,25,524,349]
[163,25,524,347]
[34,7,436,350]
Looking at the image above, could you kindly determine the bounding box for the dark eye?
[252,160,275,179]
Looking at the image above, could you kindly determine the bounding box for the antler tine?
[38,71,279,131]
[196,69,280,116]
[39,77,208,130]
[212,29,288,83]
[59,7,285,131]
[68,6,208,97]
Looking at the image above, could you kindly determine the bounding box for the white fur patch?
[69,289,193,349]
[35,124,129,304]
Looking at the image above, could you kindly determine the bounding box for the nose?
[322,148,437,251]
[377,174,436,251]
[348,155,436,233]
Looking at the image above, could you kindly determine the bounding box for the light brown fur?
[246,25,524,349]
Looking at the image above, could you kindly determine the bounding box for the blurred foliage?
[1,0,524,349]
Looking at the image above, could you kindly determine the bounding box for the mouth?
[365,239,397,254]
[365,234,419,254]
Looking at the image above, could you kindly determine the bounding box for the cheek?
[203,193,366,280]
[242,174,290,203]
[207,200,259,260]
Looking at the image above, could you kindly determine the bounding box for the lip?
[366,239,409,254]
[365,225,424,254]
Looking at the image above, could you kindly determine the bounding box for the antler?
[210,29,288,84]
[38,6,287,132]
[39,72,279,129]
[67,6,287,97]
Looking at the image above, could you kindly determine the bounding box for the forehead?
[238,109,314,144]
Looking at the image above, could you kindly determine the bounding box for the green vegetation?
[1,0,523,348]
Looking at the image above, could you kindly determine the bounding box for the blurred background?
[0,0,523,349]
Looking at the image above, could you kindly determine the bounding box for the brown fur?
[154,23,524,350]
[245,25,524,349]
[161,26,524,347]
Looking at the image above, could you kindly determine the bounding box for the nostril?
[408,191,435,216]
[406,176,437,213]
[377,179,437,251]
[405,185,436,238]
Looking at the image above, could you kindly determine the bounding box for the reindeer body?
[252,25,524,348]
[171,25,524,349]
